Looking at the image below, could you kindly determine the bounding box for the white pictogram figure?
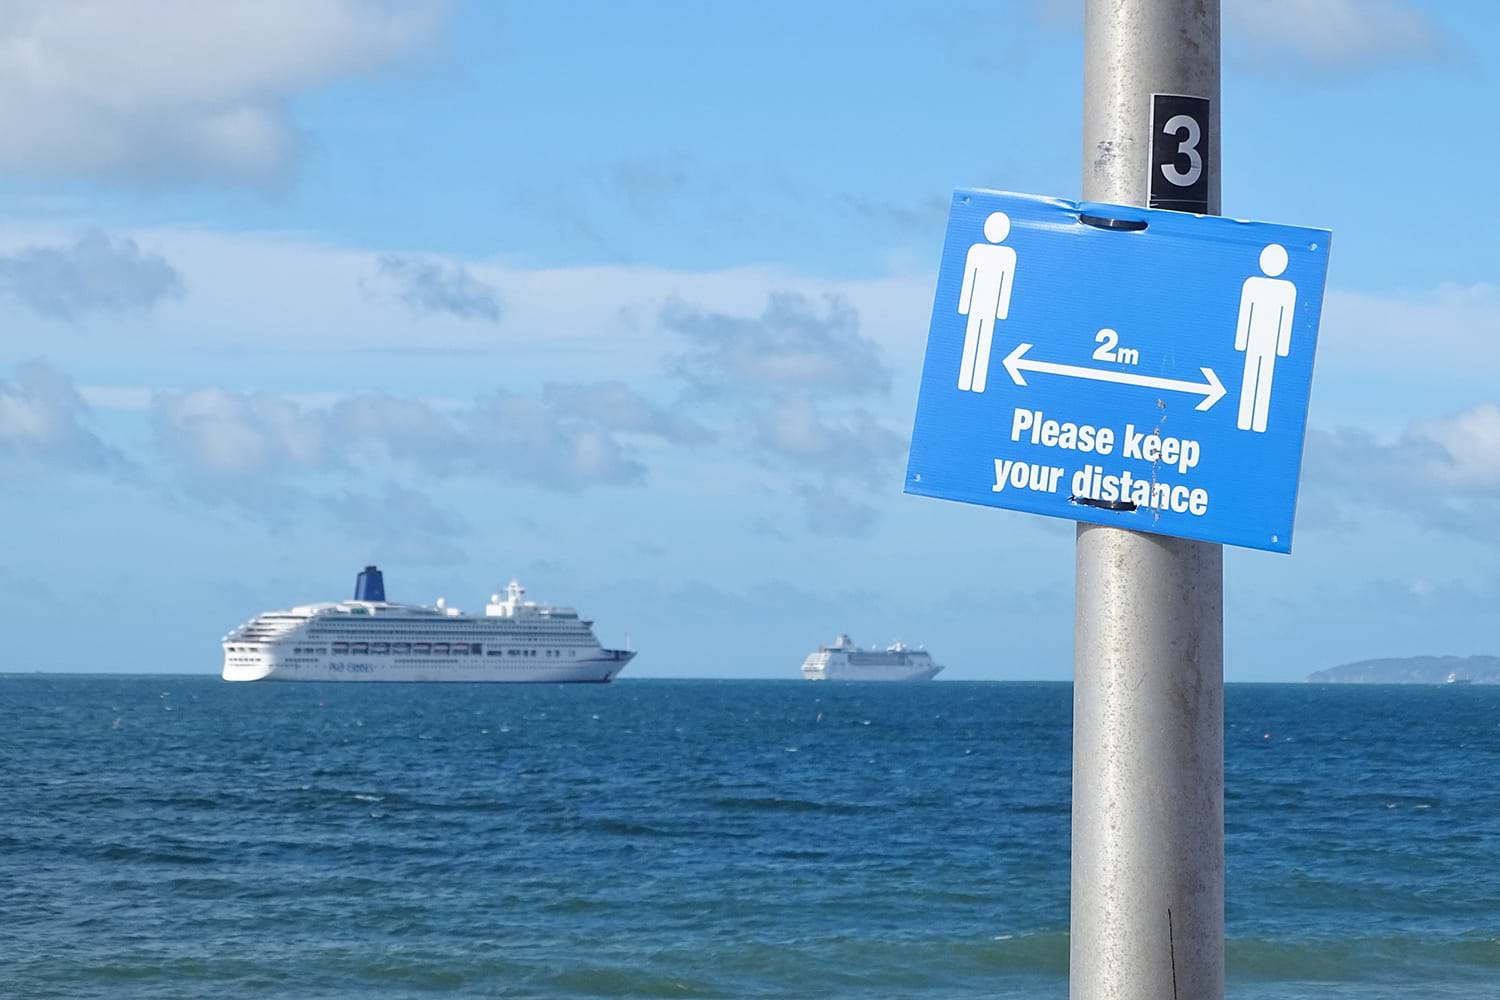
[957,212,1017,393]
[1234,243,1297,433]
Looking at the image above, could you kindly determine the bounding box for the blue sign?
[905,189,1331,553]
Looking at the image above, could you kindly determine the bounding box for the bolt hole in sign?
[904,190,1331,553]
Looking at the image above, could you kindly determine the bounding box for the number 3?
[1160,113,1202,187]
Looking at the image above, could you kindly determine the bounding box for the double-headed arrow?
[1001,343,1226,411]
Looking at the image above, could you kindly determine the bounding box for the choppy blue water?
[2,677,1496,999]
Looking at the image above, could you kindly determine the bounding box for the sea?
[2,676,1496,999]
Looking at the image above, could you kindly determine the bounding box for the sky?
[1,0,1497,680]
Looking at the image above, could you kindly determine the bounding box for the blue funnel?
[354,565,386,602]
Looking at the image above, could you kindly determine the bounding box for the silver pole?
[1072,3,1224,1000]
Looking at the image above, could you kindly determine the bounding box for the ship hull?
[223,649,634,683]
[802,663,943,682]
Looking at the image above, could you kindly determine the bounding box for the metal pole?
[1072,3,1224,1000]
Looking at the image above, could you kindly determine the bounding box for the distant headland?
[1306,655,1500,685]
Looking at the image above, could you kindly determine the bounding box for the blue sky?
[1,0,1497,680]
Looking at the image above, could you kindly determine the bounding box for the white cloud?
[752,400,904,536]
[0,359,130,473]
[1311,282,1500,433]
[150,381,711,493]
[541,382,715,446]
[657,293,906,535]
[752,398,903,477]
[607,156,689,217]
[76,386,154,412]
[0,223,937,392]
[1320,283,1500,375]
[1414,403,1500,489]
[1225,0,1453,72]
[14,374,472,555]
[1358,574,1500,618]
[840,193,949,237]
[1307,402,1500,540]
[0,225,931,540]
[0,231,182,319]
[372,255,504,323]
[0,0,445,185]
[663,292,892,398]
[794,481,879,538]
[151,388,334,478]
[323,482,471,566]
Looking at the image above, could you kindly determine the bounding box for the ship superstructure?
[800,633,942,682]
[222,566,634,683]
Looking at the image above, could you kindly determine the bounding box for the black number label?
[1149,94,1210,213]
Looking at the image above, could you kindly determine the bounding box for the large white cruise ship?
[222,567,634,683]
[800,634,943,682]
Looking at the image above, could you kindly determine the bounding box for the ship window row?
[309,638,585,644]
[329,642,484,655]
[382,657,580,669]
[307,626,583,634]
[315,643,582,657]
[307,629,583,635]
[313,619,579,628]
[311,631,586,637]
[306,629,584,636]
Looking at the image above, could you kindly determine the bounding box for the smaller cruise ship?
[801,634,943,682]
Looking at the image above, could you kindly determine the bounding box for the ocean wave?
[707,795,878,815]
[1228,935,1500,979]
[578,817,699,838]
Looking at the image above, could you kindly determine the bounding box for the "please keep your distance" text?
[991,407,1210,516]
